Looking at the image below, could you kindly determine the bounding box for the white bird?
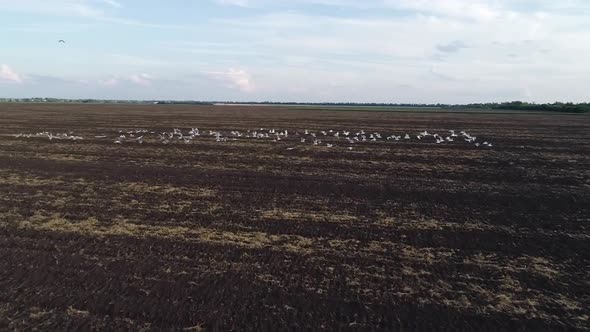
[326,143,333,148]
[404,134,411,140]
[286,147,295,151]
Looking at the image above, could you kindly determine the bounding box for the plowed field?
[1,104,589,331]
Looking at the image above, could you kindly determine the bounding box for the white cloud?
[129,73,153,86]
[0,0,104,18]
[208,68,255,92]
[0,64,23,83]
[387,0,503,21]
[99,77,119,86]
[98,0,122,8]
[216,0,250,7]
[199,3,590,102]
[227,68,255,92]
[105,54,172,67]
[99,73,153,87]
[0,0,167,28]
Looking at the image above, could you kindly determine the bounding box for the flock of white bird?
[12,127,493,150]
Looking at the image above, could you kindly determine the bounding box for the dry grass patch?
[118,182,218,198]
[67,306,90,317]
[375,216,516,235]
[0,172,66,187]
[14,214,316,254]
[28,307,52,320]
[261,208,358,223]
[520,256,561,279]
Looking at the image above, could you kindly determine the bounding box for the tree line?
[1,98,588,113]
[450,102,590,113]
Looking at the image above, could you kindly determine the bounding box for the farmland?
[0,104,589,331]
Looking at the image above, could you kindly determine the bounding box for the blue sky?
[1,0,589,103]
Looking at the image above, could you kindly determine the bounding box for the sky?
[0,0,589,103]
